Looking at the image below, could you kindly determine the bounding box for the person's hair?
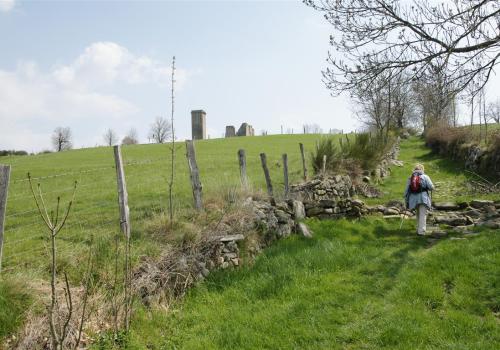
[414,163,424,172]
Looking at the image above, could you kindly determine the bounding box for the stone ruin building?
[191,110,207,140]
[225,122,255,137]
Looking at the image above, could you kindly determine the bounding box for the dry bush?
[425,123,475,156]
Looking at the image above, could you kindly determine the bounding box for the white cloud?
[52,42,187,88]
[0,0,15,12]
[0,42,186,151]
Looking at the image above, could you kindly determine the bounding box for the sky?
[0,0,352,152]
[0,0,499,152]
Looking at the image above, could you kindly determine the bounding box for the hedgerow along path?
[115,136,500,349]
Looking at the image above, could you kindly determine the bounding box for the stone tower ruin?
[191,110,207,140]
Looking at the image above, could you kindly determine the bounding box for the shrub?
[310,137,343,174]
[310,133,395,176]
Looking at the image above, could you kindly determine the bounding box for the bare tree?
[52,127,73,152]
[122,128,139,145]
[303,124,323,134]
[168,56,176,224]
[148,117,172,144]
[488,98,500,124]
[103,128,118,146]
[305,0,500,95]
[413,65,456,130]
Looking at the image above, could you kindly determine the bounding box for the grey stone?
[306,206,324,216]
[292,200,306,221]
[433,202,460,211]
[297,222,312,238]
[218,234,245,242]
[319,199,336,208]
[384,207,400,215]
[362,176,371,183]
[201,268,210,278]
[470,199,494,209]
[225,125,236,137]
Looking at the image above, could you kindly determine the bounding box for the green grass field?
[1,134,499,347]
[124,219,499,349]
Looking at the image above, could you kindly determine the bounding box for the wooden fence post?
[186,140,203,211]
[322,154,327,175]
[260,153,275,205]
[238,149,248,189]
[0,165,11,273]
[282,154,289,198]
[299,143,308,181]
[113,146,131,238]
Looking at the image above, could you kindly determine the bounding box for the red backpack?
[409,174,422,193]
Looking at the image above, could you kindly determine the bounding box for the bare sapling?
[28,174,91,350]
[168,56,176,226]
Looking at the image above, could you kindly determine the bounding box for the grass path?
[112,137,500,349]
[367,136,499,205]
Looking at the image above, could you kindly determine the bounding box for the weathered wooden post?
[260,153,275,205]
[299,143,308,181]
[322,155,327,175]
[113,145,133,330]
[186,140,203,211]
[0,165,11,273]
[113,146,130,238]
[282,153,289,198]
[238,149,248,189]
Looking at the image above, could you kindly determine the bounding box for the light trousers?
[416,204,427,235]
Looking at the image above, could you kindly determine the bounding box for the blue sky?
[1,0,499,151]
[0,0,352,151]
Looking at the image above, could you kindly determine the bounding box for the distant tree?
[52,127,72,152]
[148,117,172,144]
[305,0,500,96]
[122,128,139,145]
[103,128,118,146]
[303,124,323,134]
[488,99,500,124]
[412,65,456,130]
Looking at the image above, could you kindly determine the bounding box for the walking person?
[404,164,434,235]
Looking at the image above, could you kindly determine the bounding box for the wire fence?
[0,139,315,277]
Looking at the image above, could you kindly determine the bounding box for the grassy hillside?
[0,134,331,275]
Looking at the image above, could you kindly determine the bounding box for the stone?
[433,202,460,211]
[319,199,336,208]
[218,234,245,242]
[306,206,324,216]
[201,268,210,278]
[324,208,334,214]
[297,222,312,238]
[224,252,238,260]
[217,256,224,265]
[390,160,404,167]
[433,215,469,226]
[275,210,291,223]
[292,200,306,221]
[351,199,365,208]
[384,207,400,215]
[230,258,239,266]
[470,199,494,209]
[221,261,230,269]
[362,176,371,183]
[478,218,500,229]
